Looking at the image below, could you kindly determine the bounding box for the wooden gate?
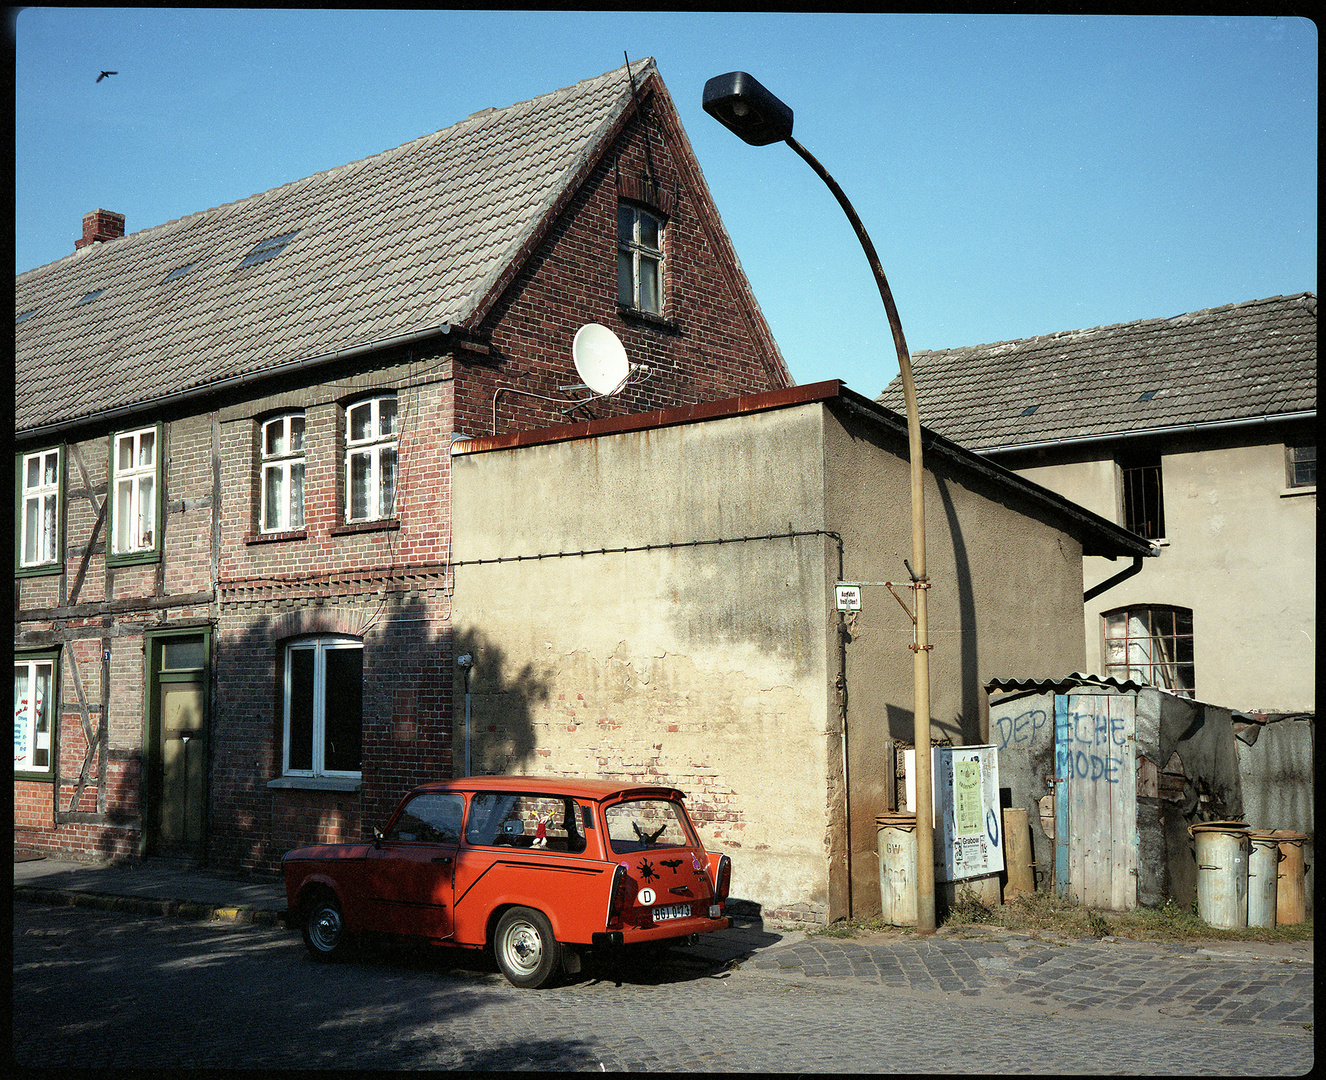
[1053,693,1137,911]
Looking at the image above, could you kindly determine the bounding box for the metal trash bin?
[1190,821,1250,930]
[1270,830,1309,925]
[877,813,917,926]
[1246,831,1280,928]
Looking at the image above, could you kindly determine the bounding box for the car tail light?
[713,854,731,903]
[606,863,629,929]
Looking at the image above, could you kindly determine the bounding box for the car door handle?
[432,856,453,865]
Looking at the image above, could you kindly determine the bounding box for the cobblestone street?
[12,902,1313,1074]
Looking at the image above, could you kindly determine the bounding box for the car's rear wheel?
[494,906,561,988]
[301,891,352,962]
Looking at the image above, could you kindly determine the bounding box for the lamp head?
[702,71,794,146]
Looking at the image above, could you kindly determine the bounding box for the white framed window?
[617,204,664,315]
[1103,605,1195,697]
[14,655,56,776]
[283,637,363,778]
[261,414,306,532]
[111,425,159,557]
[345,396,397,522]
[19,448,61,569]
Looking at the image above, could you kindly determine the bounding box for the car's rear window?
[464,792,587,854]
[605,799,694,854]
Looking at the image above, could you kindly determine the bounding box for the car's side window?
[386,792,464,843]
[464,792,586,854]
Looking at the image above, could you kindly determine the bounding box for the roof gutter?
[975,410,1317,457]
[19,322,454,443]
[835,389,1158,561]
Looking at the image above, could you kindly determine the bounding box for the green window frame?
[15,649,60,780]
[108,422,164,566]
[15,446,63,576]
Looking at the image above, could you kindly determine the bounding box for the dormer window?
[617,204,664,315]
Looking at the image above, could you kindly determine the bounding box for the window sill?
[107,550,162,568]
[15,563,63,579]
[246,530,307,545]
[267,776,362,792]
[331,518,400,537]
[616,305,679,334]
[1281,485,1315,498]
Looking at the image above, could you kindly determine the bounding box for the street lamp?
[703,71,936,935]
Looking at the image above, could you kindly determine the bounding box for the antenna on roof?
[623,52,657,187]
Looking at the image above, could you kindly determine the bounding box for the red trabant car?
[282,776,732,988]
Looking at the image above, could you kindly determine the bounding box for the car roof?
[410,776,685,802]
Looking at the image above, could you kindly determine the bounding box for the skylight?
[76,289,106,306]
[1020,405,1040,416]
[238,230,300,268]
[163,261,198,282]
[1138,390,1159,402]
[16,309,37,324]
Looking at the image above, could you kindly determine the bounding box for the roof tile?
[17,60,652,434]
[878,294,1317,449]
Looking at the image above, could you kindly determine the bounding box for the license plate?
[653,903,691,922]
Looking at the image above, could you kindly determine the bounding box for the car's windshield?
[604,798,694,854]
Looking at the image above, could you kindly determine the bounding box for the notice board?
[934,745,1003,881]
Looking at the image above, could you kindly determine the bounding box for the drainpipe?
[1084,556,1145,603]
[457,653,474,776]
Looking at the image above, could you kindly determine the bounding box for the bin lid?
[1188,819,1250,837]
[1269,829,1309,843]
[876,813,917,828]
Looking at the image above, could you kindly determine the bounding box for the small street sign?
[835,584,861,611]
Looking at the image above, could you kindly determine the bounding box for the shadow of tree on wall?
[451,624,551,778]
[205,593,545,872]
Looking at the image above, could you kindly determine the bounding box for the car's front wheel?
[301,892,353,962]
[494,906,562,988]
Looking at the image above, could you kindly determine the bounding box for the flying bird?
[96,71,117,83]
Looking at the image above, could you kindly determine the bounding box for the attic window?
[162,261,197,282]
[1020,405,1039,416]
[1137,390,1159,402]
[238,230,299,268]
[16,309,38,324]
[76,289,106,306]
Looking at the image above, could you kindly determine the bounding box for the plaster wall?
[1016,441,1315,713]
[449,404,838,923]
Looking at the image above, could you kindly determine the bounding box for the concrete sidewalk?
[13,853,289,925]
[11,852,803,963]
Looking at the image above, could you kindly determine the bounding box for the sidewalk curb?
[14,885,287,927]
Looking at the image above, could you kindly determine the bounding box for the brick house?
[14,60,792,870]
[878,294,1316,716]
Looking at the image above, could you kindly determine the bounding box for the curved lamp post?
[703,71,935,935]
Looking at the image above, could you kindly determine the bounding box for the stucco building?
[14,60,792,868]
[447,382,1155,921]
[878,294,1317,716]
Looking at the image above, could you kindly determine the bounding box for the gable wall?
[1009,425,1315,713]
[455,101,789,440]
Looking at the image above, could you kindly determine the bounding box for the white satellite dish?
[572,323,631,396]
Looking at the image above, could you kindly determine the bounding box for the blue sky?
[13,10,1317,396]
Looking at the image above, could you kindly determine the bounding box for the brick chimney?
[75,209,125,250]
